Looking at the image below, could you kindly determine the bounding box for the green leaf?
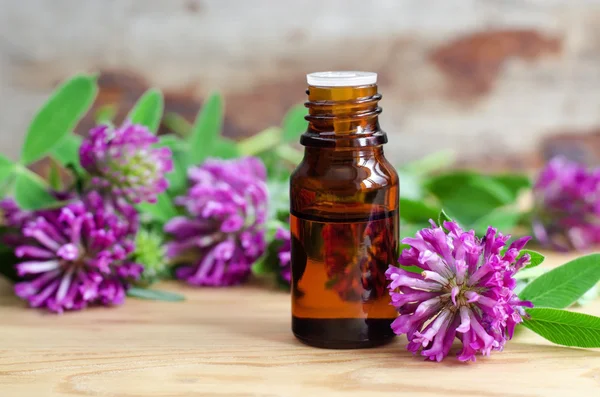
[398,170,423,200]
[399,198,440,224]
[188,93,223,164]
[137,193,178,224]
[21,75,98,165]
[274,145,304,166]
[282,104,307,143]
[398,264,423,274]
[213,138,241,159]
[515,266,546,281]
[520,249,545,270]
[400,150,456,177]
[267,180,290,221]
[577,285,598,307]
[522,308,600,348]
[0,154,16,187]
[237,127,281,156]
[14,167,57,210]
[158,135,189,196]
[157,134,184,151]
[519,253,600,308]
[95,104,117,124]
[163,113,192,137]
[425,172,514,225]
[400,222,425,240]
[492,174,531,200]
[127,287,185,302]
[127,88,164,133]
[437,209,453,226]
[48,161,62,191]
[251,237,284,279]
[471,207,521,235]
[51,134,83,170]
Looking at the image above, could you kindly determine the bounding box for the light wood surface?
[0,251,598,397]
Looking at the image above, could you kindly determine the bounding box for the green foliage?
[492,174,531,200]
[523,308,600,348]
[470,207,521,236]
[132,228,169,286]
[188,92,224,164]
[399,198,439,224]
[51,134,83,171]
[0,155,15,187]
[398,170,423,200]
[519,254,600,308]
[251,231,289,289]
[425,171,514,225]
[163,112,192,137]
[14,167,58,210]
[137,192,178,224]
[213,137,241,159]
[437,209,453,226]
[158,135,188,196]
[48,160,62,191]
[21,75,98,165]
[267,180,290,222]
[127,287,185,302]
[237,127,281,156]
[127,89,164,133]
[95,104,118,124]
[400,150,456,177]
[281,104,307,143]
[520,250,545,270]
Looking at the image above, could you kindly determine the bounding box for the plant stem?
[237,127,281,156]
[274,145,303,165]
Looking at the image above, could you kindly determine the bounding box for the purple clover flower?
[386,220,532,362]
[165,157,268,286]
[533,156,600,251]
[275,227,291,284]
[11,191,143,313]
[79,122,173,204]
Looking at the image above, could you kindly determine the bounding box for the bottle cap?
[306,71,377,87]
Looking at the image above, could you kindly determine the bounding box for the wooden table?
[0,252,599,397]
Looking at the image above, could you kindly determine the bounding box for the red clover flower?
[165,157,268,286]
[533,156,600,250]
[79,122,173,204]
[10,192,143,313]
[387,220,533,362]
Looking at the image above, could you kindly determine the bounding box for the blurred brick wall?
[2,0,600,169]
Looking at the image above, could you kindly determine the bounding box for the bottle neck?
[301,84,387,148]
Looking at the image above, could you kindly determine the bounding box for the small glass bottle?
[290,71,399,349]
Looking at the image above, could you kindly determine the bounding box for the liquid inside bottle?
[291,71,399,349]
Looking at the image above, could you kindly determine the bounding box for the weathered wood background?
[1,0,600,169]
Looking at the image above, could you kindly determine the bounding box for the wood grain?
[3,1,600,167]
[0,251,599,397]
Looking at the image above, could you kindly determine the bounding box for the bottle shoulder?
[291,154,398,190]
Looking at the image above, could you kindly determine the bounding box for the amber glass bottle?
[290,71,399,349]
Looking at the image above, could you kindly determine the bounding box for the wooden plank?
[3,1,600,167]
[0,251,598,396]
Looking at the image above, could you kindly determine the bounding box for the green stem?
[400,150,457,176]
[274,145,303,165]
[94,104,118,125]
[163,113,193,138]
[237,127,281,156]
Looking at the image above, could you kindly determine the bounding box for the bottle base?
[292,316,396,349]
